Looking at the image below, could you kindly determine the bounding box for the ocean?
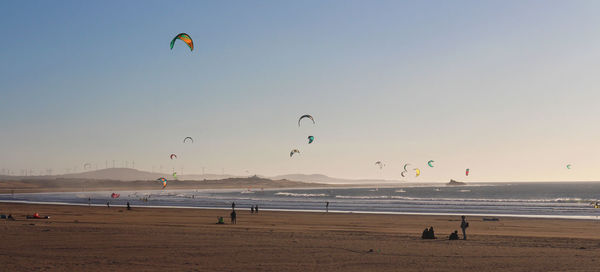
[2,182,600,219]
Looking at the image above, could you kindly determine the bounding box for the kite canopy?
[298,114,315,127]
[427,160,435,167]
[465,168,470,176]
[414,168,421,177]
[183,137,193,143]
[308,135,315,144]
[403,163,411,171]
[170,33,194,51]
[173,172,177,179]
[157,177,168,188]
[375,161,384,169]
[566,164,572,169]
[83,163,92,170]
[170,154,177,160]
[401,171,407,178]
[111,193,120,199]
[290,149,300,157]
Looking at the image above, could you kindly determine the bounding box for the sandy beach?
[1,203,599,271]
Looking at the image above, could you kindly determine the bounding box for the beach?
[1,203,599,271]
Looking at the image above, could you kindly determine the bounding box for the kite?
[427,160,435,167]
[170,154,177,160]
[111,193,120,199]
[308,136,315,144]
[83,163,92,170]
[173,172,177,179]
[290,149,300,157]
[401,171,407,178]
[465,168,470,176]
[566,164,572,170]
[183,137,193,143]
[414,168,421,177]
[170,33,194,51]
[403,163,411,171]
[375,161,384,169]
[157,177,168,189]
[298,115,315,127]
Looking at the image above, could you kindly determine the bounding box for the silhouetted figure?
[7,214,14,221]
[232,202,236,211]
[449,230,459,240]
[422,228,429,239]
[421,227,436,239]
[461,216,469,240]
[230,210,237,224]
[88,197,91,207]
[217,216,224,224]
[255,205,258,214]
[127,202,131,210]
[251,205,254,213]
[106,201,110,208]
[326,201,329,212]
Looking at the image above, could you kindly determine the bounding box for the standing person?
[255,205,258,214]
[127,202,131,210]
[460,216,469,240]
[88,197,91,207]
[251,205,254,214]
[231,201,236,211]
[106,201,110,208]
[230,210,237,224]
[326,201,330,212]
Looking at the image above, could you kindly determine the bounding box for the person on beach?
[127,202,131,210]
[232,202,236,211]
[428,226,436,239]
[106,201,110,208]
[217,216,224,224]
[251,205,254,213]
[461,216,469,240]
[421,228,429,239]
[88,197,91,207]
[230,210,237,224]
[255,205,258,214]
[326,201,329,212]
[449,230,459,240]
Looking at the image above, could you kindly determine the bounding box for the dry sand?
[1,203,600,271]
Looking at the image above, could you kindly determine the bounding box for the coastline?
[2,199,600,221]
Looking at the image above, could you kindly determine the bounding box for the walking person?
[326,201,329,212]
[251,205,254,214]
[232,201,236,211]
[460,216,469,240]
[255,205,258,214]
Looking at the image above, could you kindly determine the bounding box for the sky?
[2,0,600,182]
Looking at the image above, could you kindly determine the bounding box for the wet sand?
[1,202,599,271]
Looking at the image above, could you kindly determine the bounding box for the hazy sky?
[2,0,600,181]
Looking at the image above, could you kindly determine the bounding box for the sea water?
[2,182,600,219]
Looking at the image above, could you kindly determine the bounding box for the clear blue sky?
[2,0,600,181]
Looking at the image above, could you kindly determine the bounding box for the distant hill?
[447,179,466,186]
[0,168,235,182]
[0,169,401,184]
[272,174,400,184]
[0,175,329,194]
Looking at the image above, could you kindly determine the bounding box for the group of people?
[222,202,260,225]
[422,216,470,240]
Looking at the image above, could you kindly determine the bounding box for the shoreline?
[3,199,600,221]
